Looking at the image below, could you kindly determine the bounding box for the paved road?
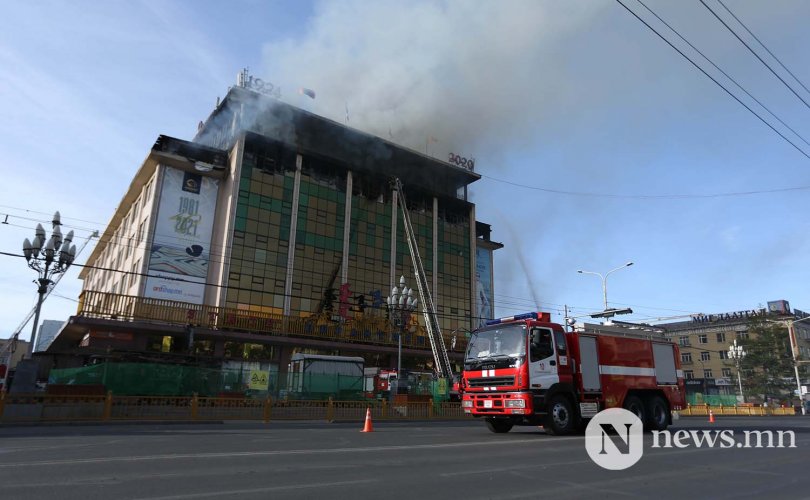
[0,416,808,499]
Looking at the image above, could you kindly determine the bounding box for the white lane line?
[0,437,579,468]
[131,479,379,500]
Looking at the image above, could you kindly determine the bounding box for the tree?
[740,319,795,402]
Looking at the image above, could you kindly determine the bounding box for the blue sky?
[1,0,809,342]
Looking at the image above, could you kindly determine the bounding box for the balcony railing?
[76,290,468,352]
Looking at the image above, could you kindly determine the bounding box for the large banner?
[475,246,494,327]
[144,167,219,304]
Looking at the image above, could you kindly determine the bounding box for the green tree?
[740,319,795,402]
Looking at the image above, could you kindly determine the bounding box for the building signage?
[448,152,475,171]
[692,309,765,323]
[475,247,494,327]
[144,166,219,304]
[237,68,281,99]
[767,300,791,314]
[248,370,269,391]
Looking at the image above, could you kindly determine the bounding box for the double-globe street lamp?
[577,262,634,322]
[728,339,746,403]
[386,275,417,376]
[22,212,76,357]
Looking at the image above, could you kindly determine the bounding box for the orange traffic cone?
[361,407,374,433]
[708,410,715,423]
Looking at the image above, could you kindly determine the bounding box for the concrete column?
[277,346,294,377]
[341,171,353,285]
[389,189,398,291]
[214,340,225,358]
[283,154,303,315]
[432,197,438,303]
[469,204,477,331]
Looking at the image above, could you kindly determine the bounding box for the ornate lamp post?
[728,339,746,403]
[22,211,76,357]
[386,275,417,376]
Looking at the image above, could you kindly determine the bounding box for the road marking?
[0,437,579,468]
[131,479,379,499]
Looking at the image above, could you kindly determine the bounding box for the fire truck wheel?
[545,396,574,435]
[485,418,513,433]
[623,395,646,423]
[645,396,669,431]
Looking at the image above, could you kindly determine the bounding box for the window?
[716,332,726,342]
[131,260,139,287]
[554,331,567,355]
[679,336,690,347]
[698,334,708,344]
[700,351,711,361]
[722,368,732,377]
[703,369,713,378]
[681,352,692,363]
[530,328,554,361]
[736,331,748,340]
[684,370,694,380]
[144,179,153,206]
[719,350,729,360]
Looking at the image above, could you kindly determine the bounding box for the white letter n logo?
[599,423,633,454]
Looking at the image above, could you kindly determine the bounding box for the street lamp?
[788,316,810,415]
[21,211,76,357]
[577,261,633,319]
[728,339,746,404]
[386,275,417,376]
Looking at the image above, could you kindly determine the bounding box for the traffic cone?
[361,407,374,433]
[708,410,715,423]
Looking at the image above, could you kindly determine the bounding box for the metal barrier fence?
[0,391,466,424]
[678,404,796,416]
[76,290,467,353]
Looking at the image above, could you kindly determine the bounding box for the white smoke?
[261,0,603,161]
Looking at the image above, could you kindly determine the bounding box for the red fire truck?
[461,312,685,434]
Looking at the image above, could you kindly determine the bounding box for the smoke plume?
[262,1,602,162]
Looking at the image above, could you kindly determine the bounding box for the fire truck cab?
[461,312,685,435]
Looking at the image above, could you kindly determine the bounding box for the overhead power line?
[635,0,810,148]
[614,0,810,161]
[481,174,810,198]
[699,0,810,111]
[715,0,810,97]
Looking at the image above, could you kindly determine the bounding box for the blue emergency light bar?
[485,312,550,326]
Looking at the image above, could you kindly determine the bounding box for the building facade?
[657,300,809,404]
[51,81,502,378]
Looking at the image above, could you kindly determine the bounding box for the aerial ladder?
[392,178,454,382]
[0,230,99,388]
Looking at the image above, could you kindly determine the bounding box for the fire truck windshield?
[465,324,526,362]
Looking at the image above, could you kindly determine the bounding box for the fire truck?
[461,312,685,434]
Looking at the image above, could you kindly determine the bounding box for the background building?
[657,299,809,405]
[34,320,63,353]
[47,78,502,383]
